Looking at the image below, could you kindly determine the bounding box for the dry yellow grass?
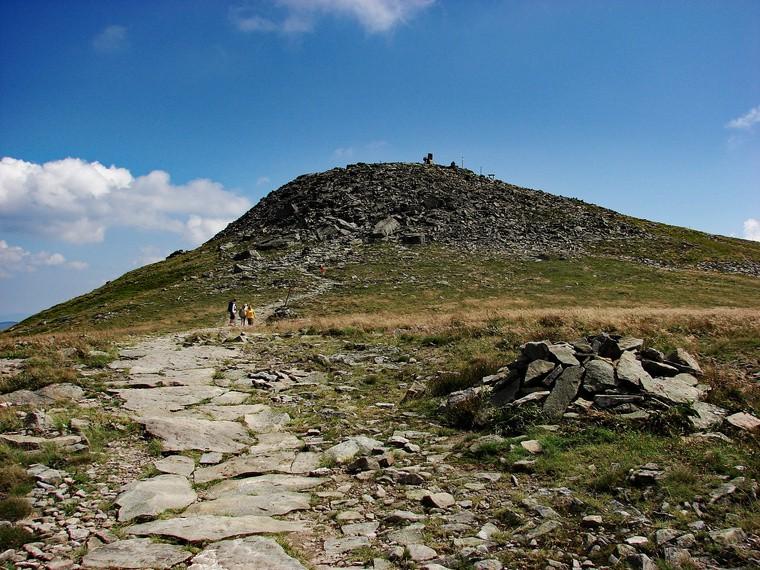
[271,305,760,336]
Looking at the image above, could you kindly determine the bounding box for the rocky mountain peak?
[217,162,646,256]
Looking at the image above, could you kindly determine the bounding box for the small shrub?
[0,524,37,550]
[495,507,524,528]
[428,356,503,397]
[0,497,32,522]
[588,465,628,493]
[0,465,33,495]
[493,404,544,436]
[0,408,23,432]
[146,439,164,457]
[646,405,695,436]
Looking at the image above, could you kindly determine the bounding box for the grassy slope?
[3,210,759,339]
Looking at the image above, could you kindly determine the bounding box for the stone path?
[84,327,323,569]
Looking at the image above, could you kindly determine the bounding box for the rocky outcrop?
[441,333,760,432]
[216,162,647,257]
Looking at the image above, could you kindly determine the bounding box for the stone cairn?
[442,333,755,433]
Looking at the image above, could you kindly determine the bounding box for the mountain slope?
[7,162,760,336]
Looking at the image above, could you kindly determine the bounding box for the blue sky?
[1,0,759,321]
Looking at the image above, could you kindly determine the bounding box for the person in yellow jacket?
[245,305,255,326]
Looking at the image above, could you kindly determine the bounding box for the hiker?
[227,299,237,326]
[246,304,255,326]
[239,303,247,326]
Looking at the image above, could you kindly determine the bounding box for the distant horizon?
[2,0,758,317]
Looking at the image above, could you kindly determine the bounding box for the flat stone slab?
[36,383,85,402]
[244,409,291,432]
[126,515,306,543]
[154,455,196,477]
[116,474,197,522]
[115,386,227,413]
[81,538,192,569]
[141,416,252,453]
[185,491,310,516]
[0,389,49,406]
[188,536,306,570]
[194,450,320,484]
[323,436,384,464]
[640,376,702,404]
[179,404,269,421]
[250,432,304,452]
[211,391,250,405]
[206,474,325,499]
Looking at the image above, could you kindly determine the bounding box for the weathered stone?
[1,434,81,451]
[81,538,192,569]
[200,452,223,465]
[547,344,580,366]
[615,351,651,387]
[468,434,506,454]
[116,474,197,522]
[593,394,644,409]
[666,348,702,375]
[205,474,325,499]
[523,360,556,386]
[324,535,370,555]
[627,463,664,486]
[582,359,616,393]
[194,451,320,484]
[243,410,290,432]
[154,455,195,477]
[406,544,437,561]
[709,527,745,545]
[27,463,64,484]
[36,383,85,402]
[685,402,726,430]
[126,515,306,542]
[422,492,455,509]
[188,536,306,570]
[522,341,551,361]
[184,491,310,516]
[641,359,679,377]
[323,435,383,464]
[141,416,251,453]
[520,439,543,454]
[115,386,227,413]
[372,217,401,237]
[543,366,584,420]
[342,522,380,537]
[726,411,760,432]
[640,375,702,404]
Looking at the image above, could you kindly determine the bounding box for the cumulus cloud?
[231,0,434,34]
[726,105,760,130]
[744,218,760,242]
[0,157,251,246]
[0,240,87,278]
[92,25,129,53]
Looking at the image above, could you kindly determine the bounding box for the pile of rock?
[215,162,648,258]
[442,333,759,433]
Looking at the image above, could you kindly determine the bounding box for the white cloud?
[726,105,760,130]
[256,176,271,187]
[231,0,434,34]
[133,245,167,267]
[0,157,251,246]
[743,218,760,242]
[0,240,87,279]
[92,25,129,53]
